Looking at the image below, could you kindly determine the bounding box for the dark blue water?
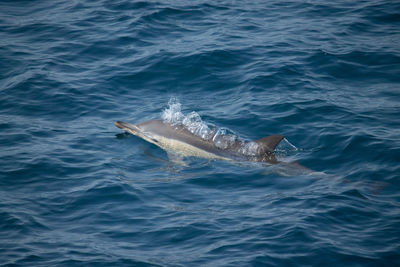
[1,0,400,266]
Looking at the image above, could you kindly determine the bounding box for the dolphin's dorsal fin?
[255,135,284,152]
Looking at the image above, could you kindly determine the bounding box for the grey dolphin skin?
[115,120,284,163]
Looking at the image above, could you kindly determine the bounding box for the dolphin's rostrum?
[115,119,284,163]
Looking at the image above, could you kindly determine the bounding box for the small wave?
[162,97,259,156]
[275,138,298,154]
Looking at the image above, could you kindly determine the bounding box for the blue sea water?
[1,0,400,265]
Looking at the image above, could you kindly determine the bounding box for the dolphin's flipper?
[255,135,284,152]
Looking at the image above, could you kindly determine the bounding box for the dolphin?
[115,120,284,163]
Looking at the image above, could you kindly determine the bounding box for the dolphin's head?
[115,121,141,135]
[115,120,168,146]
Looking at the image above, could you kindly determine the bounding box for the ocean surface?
[1,0,400,266]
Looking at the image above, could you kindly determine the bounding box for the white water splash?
[162,97,214,140]
[161,98,259,156]
[275,138,298,153]
[238,141,259,156]
[161,97,185,125]
[182,112,214,140]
